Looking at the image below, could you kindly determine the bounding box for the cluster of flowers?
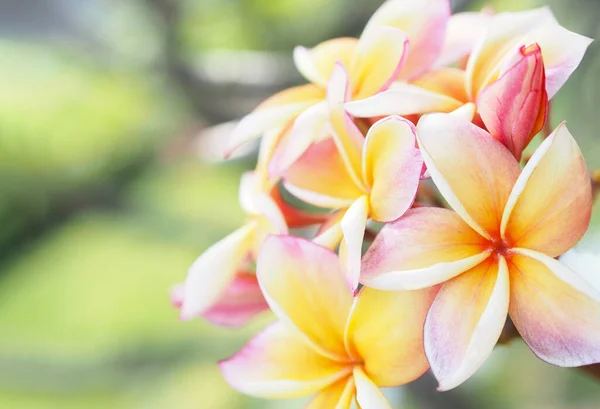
[172,1,600,406]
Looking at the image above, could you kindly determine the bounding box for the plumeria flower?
[347,7,592,160]
[283,64,423,293]
[361,113,600,390]
[174,171,323,325]
[226,0,450,175]
[220,235,437,408]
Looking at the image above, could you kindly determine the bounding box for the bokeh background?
[0,0,598,408]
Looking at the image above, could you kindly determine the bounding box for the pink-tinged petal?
[466,7,557,99]
[425,258,509,391]
[220,322,351,399]
[268,101,329,177]
[501,123,592,257]
[270,186,329,229]
[363,116,422,222]
[339,196,370,293]
[345,83,463,118]
[305,377,355,409]
[478,44,548,161]
[353,367,392,409]
[521,23,592,99]
[412,68,469,103]
[202,273,269,327]
[226,85,324,155]
[346,287,437,387]
[416,113,521,239]
[433,11,493,68]
[180,223,256,320]
[313,210,345,250]
[257,235,354,360]
[364,0,451,80]
[350,26,409,100]
[283,138,364,209]
[328,63,368,188]
[361,207,491,291]
[508,250,600,367]
[293,38,359,87]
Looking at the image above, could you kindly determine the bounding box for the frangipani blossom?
[361,113,600,390]
[220,235,437,408]
[284,65,423,292]
[347,7,591,160]
[174,172,295,324]
[226,0,450,175]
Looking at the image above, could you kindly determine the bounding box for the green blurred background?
[0,0,598,408]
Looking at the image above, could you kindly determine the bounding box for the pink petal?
[362,115,422,222]
[425,258,509,391]
[257,235,354,360]
[180,224,256,320]
[220,322,351,399]
[478,44,548,161]
[202,273,270,327]
[501,123,593,257]
[361,207,491,291]
[350,26,409,99]
[416,113,522,239]
[364,0,451,80]
[509,250,600,367]
[283,138,364,209]
[345,83,462,118]
[346,287,437,387]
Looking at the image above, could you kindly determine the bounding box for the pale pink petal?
[501,123,593,257]
[466,7,557,99]
[305,377,355,409]
[361,207,491,291]
[478,44,548,161]
[425,258,509,391]
[202,273,270,327]
[283,138,364,209]
[268,101,329,177]
[416,113,522,239]
[350,26,409,99]
[328,63,366,187]
[339,196,370,293]
[353,367,392,409]
[433,11,493,68]
[345,83,462,118]
[180,223,256,320]
[346,287,437,387]
[220,322,351,399]
[293,38,359,87]
[362,116,423,222]
[521,23,592,99]
[364,0,451,80]
[226,85,324,155]
[509,250,600,367]
[257,235,354,360]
